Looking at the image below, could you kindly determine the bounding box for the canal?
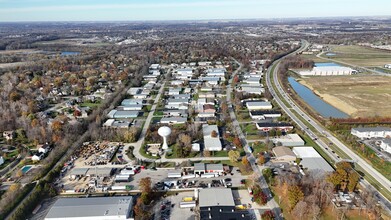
[288,77,349,118]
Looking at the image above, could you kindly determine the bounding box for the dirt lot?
[300,75,391,118]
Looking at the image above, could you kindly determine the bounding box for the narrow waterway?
[288,77,349,118]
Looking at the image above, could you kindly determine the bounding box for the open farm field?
[324,45,391,67]
[300,75,391,118]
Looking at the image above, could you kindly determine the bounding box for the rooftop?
[300,157,334,172]
[199,188,235,207]
[292,146,321,158]
[45,196,133,219]
[273,146,296,158]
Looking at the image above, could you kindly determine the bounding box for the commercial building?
[293,147,334,173]
[249,110,281,120]
[298,66,357,76]
[272,134,305,146]
[351,127,391,139]
[246,101,272,110]
[255,122,293,132]
[198,188,251,220]
[107,110,139,119]
[380,139,391,154]
[272,146,296,163]
[194,163,224,176]
[45,196,134,220]
[103,119,131,128]
[203,124,222,151]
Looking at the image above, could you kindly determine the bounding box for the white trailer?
[180,201,196,208]
[120,170,135,175]
[181,174,195,179]
[201,173,217,178]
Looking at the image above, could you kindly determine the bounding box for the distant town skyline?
[0,0,390,22]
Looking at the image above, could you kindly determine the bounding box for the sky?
[0,0,390,22]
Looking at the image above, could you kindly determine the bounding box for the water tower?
[158,126,171,150]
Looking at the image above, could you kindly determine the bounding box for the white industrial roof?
[246,101,272,107]
[45,196,133,220]
[199,188,235,207]
[293,147,321,158]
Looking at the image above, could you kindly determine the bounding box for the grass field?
[300,75,391,117]
[323,45,391,67]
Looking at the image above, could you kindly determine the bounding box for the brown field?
[299,75,391,118]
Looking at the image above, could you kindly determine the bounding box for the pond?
[60,51,81,56]
[315,62,340,67]
[288,77,349,118]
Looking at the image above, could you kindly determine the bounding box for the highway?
[227,59,283,219]
[265,40,391,210]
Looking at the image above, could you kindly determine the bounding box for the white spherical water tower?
[158,126,172,150]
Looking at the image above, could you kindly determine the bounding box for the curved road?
[266,40,391,208]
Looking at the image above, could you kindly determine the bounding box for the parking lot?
[361,139,391,162]
[153,191,195,220]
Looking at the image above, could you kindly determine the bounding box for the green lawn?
[138,145,160,159]
[240,123,259,136]
[251,142,268,156]
[165,144,200,159]
[80,100,101,108]
[211,150,228,157]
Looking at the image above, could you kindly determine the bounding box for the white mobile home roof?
[45,196,133,220]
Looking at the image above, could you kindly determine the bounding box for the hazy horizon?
[1,0,390,22]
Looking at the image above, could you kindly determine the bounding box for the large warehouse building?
[293,147,334,173]
[45,196,134,220]
[298,66,357,76]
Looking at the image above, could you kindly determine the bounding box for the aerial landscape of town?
[0,1,391,220]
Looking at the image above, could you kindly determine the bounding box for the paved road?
[227,59,282,219]
[124,81,166,163]
[123,77,230,164]
[267,40,391,208]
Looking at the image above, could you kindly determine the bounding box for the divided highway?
[266,41,391,206]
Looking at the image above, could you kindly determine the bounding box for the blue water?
[60,51,80,56]
[325,53,337,56]
[315,62,341,67]
[288,77,349,118]
[21,165,32,174]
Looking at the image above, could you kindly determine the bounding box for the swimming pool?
[21,165,33,174]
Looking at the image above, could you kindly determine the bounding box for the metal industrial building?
[272,134,305,146]
[45,196,134,220]
[198,188,251,220]
[293,147,334,173]
[298,66,357,76]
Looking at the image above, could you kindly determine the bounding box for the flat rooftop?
[199,188,235,207]
[45,196,133,219]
